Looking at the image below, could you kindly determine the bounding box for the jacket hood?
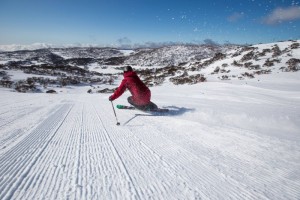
[123,71,136,77]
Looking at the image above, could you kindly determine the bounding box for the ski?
[116,105,136,110]
[116,104,169,113]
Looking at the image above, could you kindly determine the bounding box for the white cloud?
[262,6,300,25]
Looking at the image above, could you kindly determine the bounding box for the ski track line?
[93,101,206,199]
[19,102,86,200]
[0,106,43,128]
[13,102,84,200]
[129,112,300,200]
[0,106,45,154]
[0,110,10,116]
[0,103,73,200]
[74,103,138,200]
[0,96,67,156]
[0,94,31,105]
[0,100,38,116]
[93,103,141,200]
[9,100,140,200]
[0,95,46,110]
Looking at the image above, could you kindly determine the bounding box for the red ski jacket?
[110,71,151,105]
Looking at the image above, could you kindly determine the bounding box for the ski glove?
[109,96,113,101]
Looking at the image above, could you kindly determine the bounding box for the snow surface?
[0,73,300,199]
[1,40,300,199]
[120,49,135,56]
[3,69,56,81]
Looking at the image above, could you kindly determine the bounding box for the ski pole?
[111,101,120,126]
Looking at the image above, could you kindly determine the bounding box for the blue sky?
[0,0,300,47]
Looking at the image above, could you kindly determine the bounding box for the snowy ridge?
[0,43,103,52]
[0,44,235,68]
[0,43,55,52]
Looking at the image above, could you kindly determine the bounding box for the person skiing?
[109,66,158,110]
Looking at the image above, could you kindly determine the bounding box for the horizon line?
[0,39,299,52]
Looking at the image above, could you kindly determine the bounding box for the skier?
[109,66,158,111]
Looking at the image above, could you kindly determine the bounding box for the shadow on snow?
[123,106,195,126]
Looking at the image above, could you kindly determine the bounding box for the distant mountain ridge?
[0,43,99,52]
[0,44,237,67]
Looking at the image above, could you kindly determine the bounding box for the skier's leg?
[128,96,143,109]
[127,96,148,110]
[145,102,158,110]
[127,96,136,106]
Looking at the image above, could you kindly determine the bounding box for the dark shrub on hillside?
[241,72,255,78]
[15,80,36,93]
[170,74,206,85]
[258,49,271,57]
[0,71,8,77]
[221,75,230,80]
[263,59,281,67]
[272,45,281,57]
[213,52,226,60]
[97,88,116,93]
[291,43,299,49]
[231,51,241,57]
[284,58,300,72]
[201,52,226,67]
[104,57,126,65]
[249,65,261,70]
[222,63,228,68]
[244,62,261,70]
[0,80,13,88]
[254,70,271,75]
[213,66,220,73]
[46,90,57,93]
[244,62,252,68]
[143,75,166,87]
[241,51,255,62]
[263,59,274,67]
[241,46,257,52]
[232,60,243,67]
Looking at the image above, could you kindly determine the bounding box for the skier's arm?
[110,79,127,101]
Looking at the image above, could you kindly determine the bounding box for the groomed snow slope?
[0,75,300,199]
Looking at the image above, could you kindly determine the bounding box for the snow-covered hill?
[124,44,233,66]
[0,40,300,199]
[1,40,299,94]
[0,78,299,199]
[185,40,300,83]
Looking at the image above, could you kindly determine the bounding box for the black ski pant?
[127,96,158,110]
